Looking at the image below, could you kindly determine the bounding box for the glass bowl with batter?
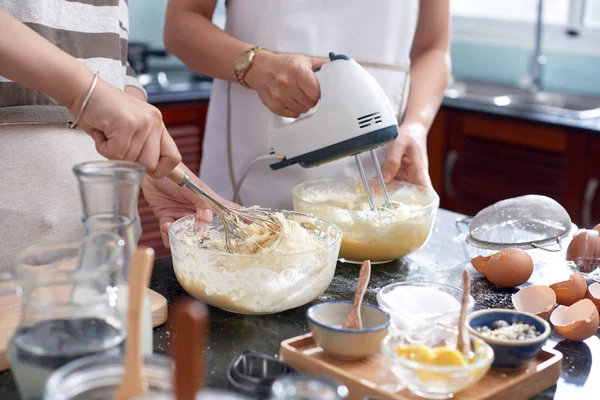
[292,178,439,264]
[168,210,342,315]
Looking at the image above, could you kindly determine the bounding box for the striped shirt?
[0,0,145,125]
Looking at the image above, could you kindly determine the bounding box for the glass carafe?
[5,232,125,400]
[73,161,145,280]
[73,161,153,355]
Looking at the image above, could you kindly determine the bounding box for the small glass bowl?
[44,354,172,400]
[377,281,474,339]
[381,332,494,399]
[292,178,439,264]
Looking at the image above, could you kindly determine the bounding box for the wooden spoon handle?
[457,269,472,357]
[342,260,371,329]
[172,298,209,400]
[113,247,155,400]
[167,164,187,186]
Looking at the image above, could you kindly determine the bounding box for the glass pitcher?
[5,232,126,400]
[73,161,153,355]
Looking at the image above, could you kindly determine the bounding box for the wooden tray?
[280,333,563,400]
[0,288,167,372]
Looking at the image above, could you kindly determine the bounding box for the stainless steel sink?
[445,80,600,120]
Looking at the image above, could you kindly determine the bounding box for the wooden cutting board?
[0,295,21,371]
[0,288,168,372]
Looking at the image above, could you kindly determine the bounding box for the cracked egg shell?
[566,230,600,272]
[512,285,557,319]
[549,272,588,306]
[588,282,600,313]
[470,255,490,275]
[483,248,533,288]
[550,299,599,342]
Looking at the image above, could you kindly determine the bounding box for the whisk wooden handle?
[168,165,187,185]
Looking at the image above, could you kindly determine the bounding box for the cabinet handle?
[582,178,598,228]
[443,150,458,198]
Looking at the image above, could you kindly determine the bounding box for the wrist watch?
[234,46,263,88]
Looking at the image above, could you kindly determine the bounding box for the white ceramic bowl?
[307,301,390,360]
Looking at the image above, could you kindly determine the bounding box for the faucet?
[523,0,586,93]
[524,0,545,93]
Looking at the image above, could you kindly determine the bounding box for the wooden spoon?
[342,260,371,329]
[113,247,155,400]
[457,269,472,358]
[172,298,209,400]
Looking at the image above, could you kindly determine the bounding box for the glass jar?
[270,374,349,400]
[6,232,125,400]
[73,161,153,355]
[44,354,172,400]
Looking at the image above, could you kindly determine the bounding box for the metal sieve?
[457,195,577,251]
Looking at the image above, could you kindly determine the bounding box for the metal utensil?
[168,165,282,254]
[342,260,371,329]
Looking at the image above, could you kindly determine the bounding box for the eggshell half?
[566,230,600,272]
[512,285,557,319]
[593,223,600,234]
[550,299,599,341]
[484,248,533,288]
[470,255,490,275]
[549,272,588,306]
[587,282,600,314]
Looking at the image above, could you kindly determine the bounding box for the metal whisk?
[168,165,282,254]
[355,150,402,212]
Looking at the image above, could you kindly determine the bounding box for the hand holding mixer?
[168,52,401,254]
[269,52,401,211]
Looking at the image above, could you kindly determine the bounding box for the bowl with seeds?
[466,309,551,369]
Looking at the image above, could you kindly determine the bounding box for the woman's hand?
[381,123,432,188]
[141,164,240,248]
[244,51,328,118]
[75,79,182,179]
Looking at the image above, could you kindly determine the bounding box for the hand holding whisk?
[167,165,282,254]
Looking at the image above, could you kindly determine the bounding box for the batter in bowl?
[170,212,340,314]
[293,180,439,263]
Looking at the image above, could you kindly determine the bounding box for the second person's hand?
[74,78,182,179]
[141,164,240,248]
[244,51,328,118]
[381,123,432,188]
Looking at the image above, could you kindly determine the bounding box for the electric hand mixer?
[269,52,400,211]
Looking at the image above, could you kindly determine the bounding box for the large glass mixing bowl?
[292,178,439,264]
[168,211,342,315]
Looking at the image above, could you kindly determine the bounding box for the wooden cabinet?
[137,101,209,259]
[429,108,593,227]
[581,138,600,229]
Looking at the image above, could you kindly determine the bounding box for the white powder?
[381,286,461,318]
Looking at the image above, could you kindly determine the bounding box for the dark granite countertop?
[1,208,598,399]
[144,68,600,135]
[442,96,600,134]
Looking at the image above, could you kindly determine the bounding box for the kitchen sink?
[445,80,600,120]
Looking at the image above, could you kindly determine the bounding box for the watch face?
[234,55,250,71]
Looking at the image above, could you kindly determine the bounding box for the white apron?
[0,125,104,269]
[201,0,419,209]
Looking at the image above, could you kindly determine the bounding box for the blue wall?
[127,1,600,97]
[451,42,600,96]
